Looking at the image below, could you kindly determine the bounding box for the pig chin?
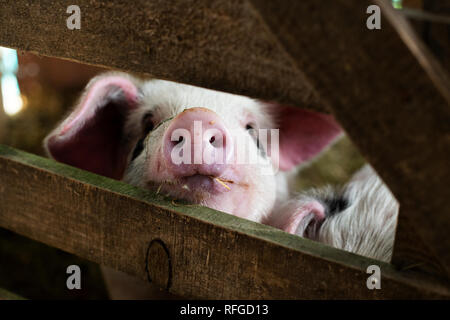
[145,174,261,221]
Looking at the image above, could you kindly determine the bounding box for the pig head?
[267,165,399,262]
[44,72,341,222]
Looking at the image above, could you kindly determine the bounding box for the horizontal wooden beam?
[0,0,325,112]
[0,287,26,300]
[248,0,450,278]
[0,145,449,299]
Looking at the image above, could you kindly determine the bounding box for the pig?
[44,72,342,225]
[266,164,399,263]
[44,72,345,299]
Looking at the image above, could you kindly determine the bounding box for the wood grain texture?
[248,0,450,278]
[0,287,26,300]
[0,0,325,112]
[0,145,449,299]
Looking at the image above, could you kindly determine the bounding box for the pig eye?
[131,113,155,161]
[131,138,145,161]
[323,197,349,217]
[246,123,266,156]
[142,112,155,133]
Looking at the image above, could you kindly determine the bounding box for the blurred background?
[0,0,448,299]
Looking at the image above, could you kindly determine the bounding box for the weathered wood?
[0,145,449,299]
[0,0,325,112]
[0,287,26,300]
[248,0,450,278]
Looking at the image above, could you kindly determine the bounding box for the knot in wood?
[146,238,172,290]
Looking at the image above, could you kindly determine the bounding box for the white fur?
[319,165,398,262]
[270,165,399,262]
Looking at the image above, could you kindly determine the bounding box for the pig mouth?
[149,174,249,200]
[180,174,235,193]
[146,173,256,218]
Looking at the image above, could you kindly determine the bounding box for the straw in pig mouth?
[211,176,231,190]
[153,176,235,193]
[210,177,250,189]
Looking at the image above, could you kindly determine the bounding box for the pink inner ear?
[283,201,325,235]
[277,105,342,171]
[61,76,138,135]
[46,76,138,180]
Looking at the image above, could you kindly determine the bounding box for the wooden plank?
[0,145,449,299]
[0,0,326,112]
[0,287,26,300]
[248,0,450,278]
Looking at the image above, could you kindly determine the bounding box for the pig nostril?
[173,136,184,146]
[209,135,223,148]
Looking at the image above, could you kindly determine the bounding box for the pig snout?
[162,107,234,178]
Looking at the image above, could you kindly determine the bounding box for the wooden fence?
[0,0,449,299]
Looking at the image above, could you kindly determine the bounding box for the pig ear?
[272,104,342,171]
[271,200,325,237]
[44,74,140,180]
